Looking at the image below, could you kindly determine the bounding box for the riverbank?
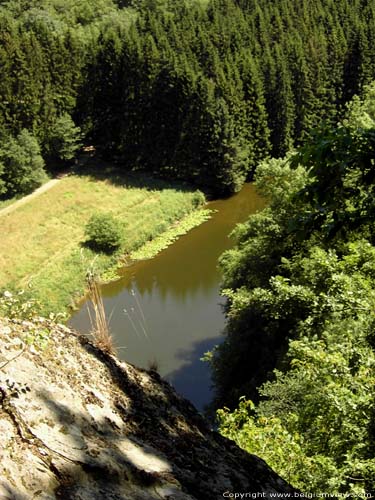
[69,184,265,410]
[0,160,209,314]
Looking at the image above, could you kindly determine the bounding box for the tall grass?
[86,273,115,355]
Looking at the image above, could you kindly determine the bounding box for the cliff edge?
[0,317,297,499]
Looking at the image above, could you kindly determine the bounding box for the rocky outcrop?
[0,317,297,499]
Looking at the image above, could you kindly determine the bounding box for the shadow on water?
[164,336,222,413]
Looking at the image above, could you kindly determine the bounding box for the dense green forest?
[1,0,375,195]
[1,0,375,493]
[213,85,375,492]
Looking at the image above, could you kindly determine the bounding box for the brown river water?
[69,183,264,411]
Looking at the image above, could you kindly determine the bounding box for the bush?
[45,113,82,162]
[191,190,205,208]
[84,212,122,253]
[0,290,41,320]
[0,129,47,196]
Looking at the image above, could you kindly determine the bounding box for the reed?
[86,274,115,355]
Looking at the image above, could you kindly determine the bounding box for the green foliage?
[0,290,53,349]
[0,129,47,196]
[130,208,211,260]
[212,88,375,492]
[1,0,375,194]
[209,157,309,405]
[0,290,42,320]
[0,0,375,486]
[82,0,375,194]
[0,169,207,314]
[290,123,375,240]
[344,81,375,131]
[84,212,123,253]
[191,190,205,208]
[218,399,343,491]
[45,113,82,162]
[23,326,50,350]
[218,302,375,491]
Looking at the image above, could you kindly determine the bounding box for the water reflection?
[69,184,264,411]
[166,336,222,412]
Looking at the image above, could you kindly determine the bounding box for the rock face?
[0,318,297,499]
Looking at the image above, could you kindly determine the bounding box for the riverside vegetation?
[0,162,208,313]
[1,0,374,311]
[211,83,375,493]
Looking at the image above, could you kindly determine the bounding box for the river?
[69,183,264,412]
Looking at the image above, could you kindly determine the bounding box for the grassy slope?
[0,194,24,210]
[0,164,207,314]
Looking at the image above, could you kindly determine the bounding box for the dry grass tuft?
[86,274,115,355]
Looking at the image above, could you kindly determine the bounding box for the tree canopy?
[212,84,375,494]
[1,0,375,195]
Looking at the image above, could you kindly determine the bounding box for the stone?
[0,317,298,498]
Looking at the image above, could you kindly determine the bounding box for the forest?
[1,0,375,196]
[214,85,375,492]
[1,0,375,494]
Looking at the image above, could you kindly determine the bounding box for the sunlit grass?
[0,166,205,313]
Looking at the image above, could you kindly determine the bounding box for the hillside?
[210,84,375,491]
[0,316,296,498]
[1,0,375,197]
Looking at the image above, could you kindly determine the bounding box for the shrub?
[0,290,41,320]
[191,189,205,208]
[0,290,51,349]
[45,113,82,162]
[84,212,122,253]
[0,129,47,196]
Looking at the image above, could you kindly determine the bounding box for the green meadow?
[0,164,207,314]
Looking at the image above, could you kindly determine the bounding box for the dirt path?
[0,148,98,218]
[0,177,63,217]
[0,149,96,217]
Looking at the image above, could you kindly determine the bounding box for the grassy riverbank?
[0,163,208,314]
